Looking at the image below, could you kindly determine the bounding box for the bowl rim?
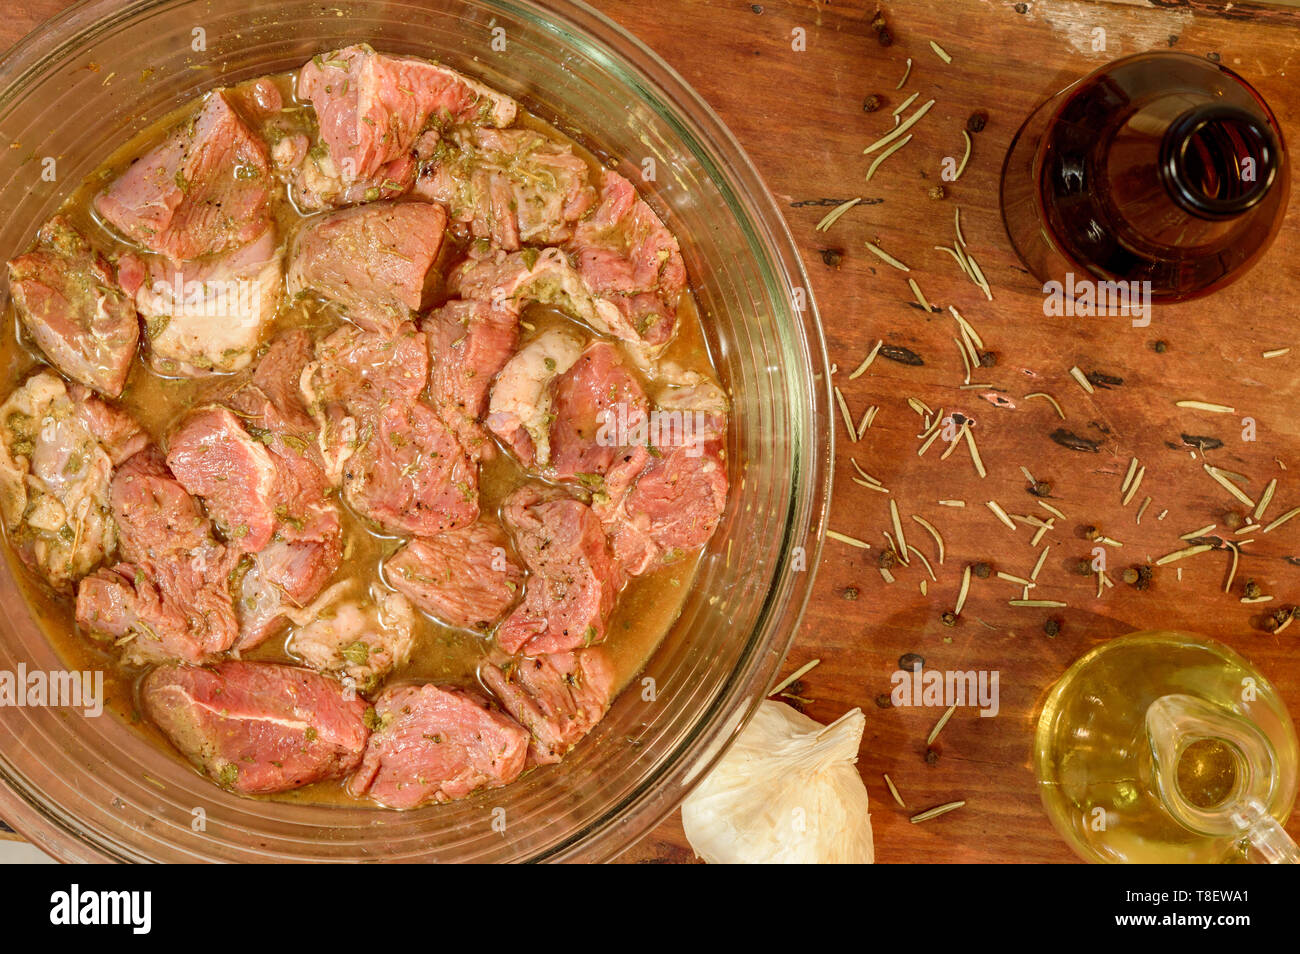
[0,0,835,863]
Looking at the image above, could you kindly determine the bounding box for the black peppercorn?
[863,93,882,113]
[940,611,957,628]
[1044,618,1061,638]
[972,561,992,579]
[966,110,988,134]
[898,652,924,671]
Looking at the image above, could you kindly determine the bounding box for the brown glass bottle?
[1001,52,1289,302]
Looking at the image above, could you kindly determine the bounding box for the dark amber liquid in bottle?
[1002,53,1289,302]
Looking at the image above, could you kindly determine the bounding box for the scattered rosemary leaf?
[1036,500,1066,520]
[907,277,933,311]
[954,129,972,180]
[1176,399,1236,414]
[1024,391,1066,420]
[883,773,906,808]
[1254,478,1278,523]
[815,197,862,232]
[935,245,972,278]
[964,426,986,478]
[912,515,945,564]
[910,800,965,824]
[929,40,952,63]
[908,544,937,581]
[1009,599,1067,607]
[997,571,1032,586]
[955,564,972,615]
[1120,457,1139,496]
[827,530,871,549]
[892,90,920,117]
[1155,544,1213,566]
[1122,466,1146,507]
[1224,542,1241,595]
[939,499,966,508]
[865,133,914,182]
[857,404,880,439]
[864,241,911,271]
[1069,366,1095,395]
[926,703,958,745]
[849,340,884,379]
[1181,524,1217,540]
[1205,464,1255,507]
[769,658,821,697]
[1262,348,1290,359]
[850,458,882,485]
[1135,496,1152,525]
[986,500,1017,530]
[895,57,913,90]
[1262,506,1300,534]
[863,98,935,155]
[890,499,909,558]
[834,386,857,441]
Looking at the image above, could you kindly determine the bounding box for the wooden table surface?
[5,0,1300,864]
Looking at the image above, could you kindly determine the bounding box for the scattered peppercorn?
[927,184,946,200]
[940,611,957,628]
[1044,618,1061,638]
[1029,479,1052,497]
[863,93,883,113]
[1071,559,1093,576]
[1245,579,1263,600]
[819,247,844,268]
[879,549,898,570]
[1153,339,1169,353]
[972,561,992,579]
[1223,510,1244,530]
[1134,564,1153,591]
[966,110,988,133]
[925,746,940,764]
[751,3,763,12]
[1082,525,1100,541]
[870,11,887,32]
[899,652,925,671]
[1014,2,1029,12]
[1121,567,1140,585]
[878,27,893,46]
[874,692,894,709]
[842,586,859,601]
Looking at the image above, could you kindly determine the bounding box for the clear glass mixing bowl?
[0,0,831,861]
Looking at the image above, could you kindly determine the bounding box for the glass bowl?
[0,0,831,861]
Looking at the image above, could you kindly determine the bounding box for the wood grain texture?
[3,0,1300,865]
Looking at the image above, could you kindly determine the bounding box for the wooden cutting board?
[5,0,1300,865]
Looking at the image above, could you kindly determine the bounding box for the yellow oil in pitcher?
[1035,631,1299,863]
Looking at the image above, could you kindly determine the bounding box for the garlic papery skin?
[681,701,874,864]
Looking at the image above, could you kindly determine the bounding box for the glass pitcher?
[1034,631,1299,863]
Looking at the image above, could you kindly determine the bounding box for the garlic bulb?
[682,701,874,864]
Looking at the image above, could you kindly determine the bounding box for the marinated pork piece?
[451,246,625,338]
[349,683,529,808]
[422,299,519,459]
[298,44,516,190]
[69,385,150,466]
[480,649,615,764]
[304,321,430,418]
[343,400,479,537]
[497,485,620,656]
[286,201,447,333]
[0,372,123,590]
[7,217,140,397]
[415,127,597,249]
[142,661,370,794]
[77,448,240,665]
[174,352,343,651]
[595,393,728,577]
[287,584,416,691]
[385,522,523,632]
[95,90,273,261]
[130,225,284,377]
[166,406,281,551]
[550,341,648,481]
[485,326,584,467]
[568,170,685,351]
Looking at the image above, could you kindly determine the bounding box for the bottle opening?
[1162,104,1278,219]
[1176,737,1239,810]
